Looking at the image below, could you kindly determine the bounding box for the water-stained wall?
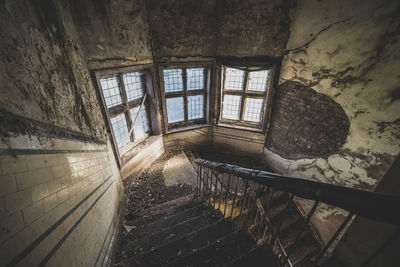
[147,0,295,58]
[0,1,123,266]
[265,0,400,191]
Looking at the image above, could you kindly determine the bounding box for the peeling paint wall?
[148,0,295,58]
[0,1,123,266]
[69,0,153,68]
[0,0,106,139]
[264,0,400,191]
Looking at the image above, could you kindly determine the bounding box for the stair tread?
[130,220,235,266]
[167,230,255,267]
[290,243,319,265]
[122,212,219,257]
[124,194,197,226]
[126,202,207,240]
[271,213,301,234]
[225,244,281,267]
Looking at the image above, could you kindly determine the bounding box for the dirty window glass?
[110,114,130,148]
[163,69,183,93]
[123,72,144,101]
[244,98,264,122]
[166,97,185,123]
[222,95,241,120]
[188,95,204,120]
[100,77,123,108]
[225,68,245,90]
[130,106,149,140]
[248,70,269,92]
[187,68,204,90]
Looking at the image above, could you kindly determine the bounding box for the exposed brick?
[266,81,350,159]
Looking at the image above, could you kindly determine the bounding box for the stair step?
[126,202,207,240]
[224,244,281,267]
[124,194,197,225]
[122,212,219,257]
[268,202,289,219]
[290,243,319,265]
[271,213,301,234]
[167,230,255,267]
[269,190,290,207]
[130,220,235,266]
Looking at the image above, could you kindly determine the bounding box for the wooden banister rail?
[195,158,400,225]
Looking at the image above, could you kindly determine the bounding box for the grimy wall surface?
[264,0,400,247]
[0,1,123,266]
[265,0,400,191]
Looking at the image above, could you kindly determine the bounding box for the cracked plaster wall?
[264,0,400,192]
[0,0,107,140]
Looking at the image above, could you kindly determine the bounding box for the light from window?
[220,66,272,127]
[100,77,122,108]
[123,72,144,101]
[187,68,204,90]
[130,106,149,140]
[248,70,269,92]
[222,95,241,120]
[163,69,183,93]
[244,98,264,122]
[110,114,130,148]
[225,68,245,90]
[166,97,185,123]
[188,95,204,120]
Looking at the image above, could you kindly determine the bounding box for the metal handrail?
[195,158,400,225]
[195,158,400,266]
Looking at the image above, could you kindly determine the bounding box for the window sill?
[216,122,264,134]
[120,134,158,165]
[165,124,212,135]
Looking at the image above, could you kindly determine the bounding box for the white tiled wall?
[0,138,123,266]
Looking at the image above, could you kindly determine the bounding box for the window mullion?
[239,71,249,122]
[118,73,135,141]
[183,68,188,122]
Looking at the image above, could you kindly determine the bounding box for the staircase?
[114,157,400,267]
[115,194,280,266]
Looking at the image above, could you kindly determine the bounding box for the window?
[220,66,274,130]
[96,67,152,154]
[160,64,210,131]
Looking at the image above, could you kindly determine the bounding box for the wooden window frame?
[94,64,157,166]
[159,62,212,133]
[218,65,276,132]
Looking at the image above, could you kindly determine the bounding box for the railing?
[195,158,400,266]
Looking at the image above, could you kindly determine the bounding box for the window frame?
[159,62,212,133]
[218,65,276,132]
[94,64,156,165]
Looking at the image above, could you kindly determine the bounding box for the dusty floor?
[115,151,195,264]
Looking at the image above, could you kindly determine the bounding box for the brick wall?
[266,81,350,159]
[0,138,123,266]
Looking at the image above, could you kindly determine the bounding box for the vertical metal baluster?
[285,201,320,260]
[314,213,354,265]
[229,175,240,220]
[212,170,219,209]
[223,173,232,218]
[238,180,249,223]
[255,216,265,244]
[217,172,224,211]
[198,165,202,197]
[206,168,211,205]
